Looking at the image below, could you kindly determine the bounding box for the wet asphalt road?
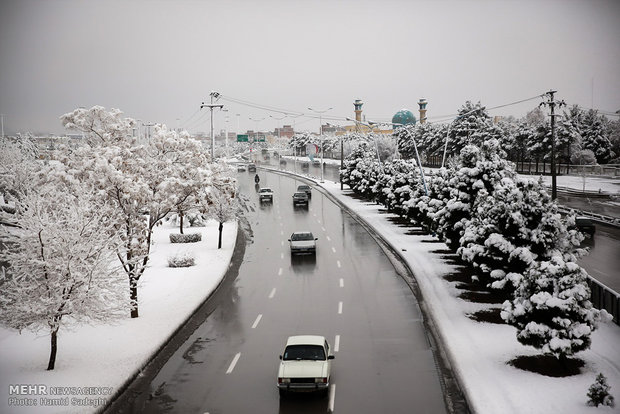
[120,168,447,413]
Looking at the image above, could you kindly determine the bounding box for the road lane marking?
[252,314,263,329]
[281,241,283,246]
[322,226,326,232]
[226,353,241,374]
[334,335,340,352]
[329,384,336,412]
[326,235,331,241]
[280,252,284,259]
[269,288,277,299]
[338,301,343,314]
[337,260,341,268]
[280,230,284,236]
[339,278,344,288]
[278,267,283,276]
[331,247,336,253]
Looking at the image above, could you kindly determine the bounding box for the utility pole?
[540,90,565,200]
[200,91,224,160]
[1,114,5,138]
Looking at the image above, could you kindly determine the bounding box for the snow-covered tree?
[445,101,491,158]
[587,373,615,408]
[202,166,238,249]
[501,254,610,360]
[0,177,127,370]
[580,109,614,164]
[340,142,383,199]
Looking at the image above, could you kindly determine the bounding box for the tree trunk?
[47,327,58,370]
[218,222,223,249]
[130,277,139,318]
[179,211,184,235]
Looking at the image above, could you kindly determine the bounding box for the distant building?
[274,124,294,139]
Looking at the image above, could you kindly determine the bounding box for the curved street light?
[249,116,266,162]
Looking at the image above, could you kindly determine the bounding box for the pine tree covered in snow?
[501,254,610,360]
[0,176,127,370]
[587,373,615,407]
[431,139,516,251]
[340,142,383,199]
[580,109,614,164]
[373,159,417,216]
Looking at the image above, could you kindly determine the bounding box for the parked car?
[288,231,317,255]
[237,164,246,172]
[277,335,334,397]
[248,163,257,172]
[292,191,309,206]
[297,185,312,199]
[259,187,274,203]
[575,216,596,236]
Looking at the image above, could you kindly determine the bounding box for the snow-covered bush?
[169,233,202,243]
[373,159,418,216]
[501,254,611,360]
[340,142,383,200]
[587,373,615,407]
[167,252,196,268]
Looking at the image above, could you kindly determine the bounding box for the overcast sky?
[1,0,619,136]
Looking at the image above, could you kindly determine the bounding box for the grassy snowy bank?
[0,219,237,414]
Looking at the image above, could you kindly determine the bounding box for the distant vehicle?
[259,187,274,203]
[292,191,309,206]
[237,164,246,172]
[273,151,279,157]
[312,159,321,166]
[248,163,257,172]
[297,185,311,199]
[575,216,596,236]
[261,148,268,154]
[301,162,309,170]
[264,154,271,160]
[280,159,287,165]
[288,231,317,255]
[278,335,333,397]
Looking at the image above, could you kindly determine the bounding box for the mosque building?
[342,98,428,134]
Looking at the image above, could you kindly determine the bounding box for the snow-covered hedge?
[167,252,196,268]
[169,233,202,243]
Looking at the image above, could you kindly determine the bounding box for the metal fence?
[587,277,620,326]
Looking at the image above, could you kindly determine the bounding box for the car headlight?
[315,377,327,383]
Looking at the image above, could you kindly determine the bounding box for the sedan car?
[248,163,257,172]
[237,164,246,172]
[292,191,309,206]
[297,184,312,199]
[277,335,334,397]
[288,231,317,255]
[259,187,274,203]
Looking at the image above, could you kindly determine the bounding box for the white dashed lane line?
[252,314,262,329]
[269,288,277,299]
[278,267,283,276]
[326,235,331,241]
[338,301,343,314]
[331,247,336,253]
[226,353,241,374]
[337,260,341,268]
[329,384,336,412]
[334,335,340,352]
[339,278,344,288]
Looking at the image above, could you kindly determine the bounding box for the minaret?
[354,99,363,122]
[418,98,427,124]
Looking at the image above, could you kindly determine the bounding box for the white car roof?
[286,335,326,347]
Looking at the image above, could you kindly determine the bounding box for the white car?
[277,335,334,396]
[288,231,317,255]
[259,187,274,203]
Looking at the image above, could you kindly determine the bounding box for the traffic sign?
[237,134,248,142]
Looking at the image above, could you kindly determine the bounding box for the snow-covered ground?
[0,219,237,414]
[0,170,618,414]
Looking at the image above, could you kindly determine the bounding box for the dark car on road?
[292,191,309,206]
[297,185,311,199]
[248,163,257,172]
[575,216,596,237]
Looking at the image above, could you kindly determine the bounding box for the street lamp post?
[308,107,333,183]
[270,114,288,139]
[200,91,224,160]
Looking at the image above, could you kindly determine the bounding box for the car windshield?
[298,186,309,190]
[293,193,306,198]
[260,188,271,193]
[283,345,326,361]
[291,232,313,241]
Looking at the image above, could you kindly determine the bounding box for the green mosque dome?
[392,109,417,126]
